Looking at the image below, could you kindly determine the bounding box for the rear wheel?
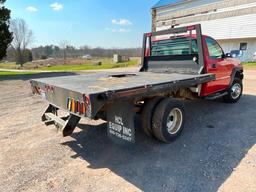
[142,97,164,136]
[152,98,185,143]
[223,78,243,103]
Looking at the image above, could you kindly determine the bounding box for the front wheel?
[223,78,243,103]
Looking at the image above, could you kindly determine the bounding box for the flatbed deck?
[32,72,214,96]
[31,72,214,118]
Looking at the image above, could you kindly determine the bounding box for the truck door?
[200,37,232,96]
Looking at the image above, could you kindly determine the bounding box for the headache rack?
[140,24,205,74]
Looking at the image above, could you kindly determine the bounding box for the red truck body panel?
[145,33,243,97]
[200,35,243,96]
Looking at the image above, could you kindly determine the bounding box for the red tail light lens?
[76,100,80,113]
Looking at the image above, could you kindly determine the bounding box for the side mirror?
[225,53,232,58]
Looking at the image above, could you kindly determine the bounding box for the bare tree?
[10,18,34,65]
[59,40,69,64]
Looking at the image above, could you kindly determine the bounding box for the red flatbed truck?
[30,24,243,144]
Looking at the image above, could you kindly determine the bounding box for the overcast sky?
[6,0,157,48]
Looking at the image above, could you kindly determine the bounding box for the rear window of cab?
[151,38,198,56]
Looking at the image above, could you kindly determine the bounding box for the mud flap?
[107,101,135,144]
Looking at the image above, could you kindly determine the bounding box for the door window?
[206,37,224,59]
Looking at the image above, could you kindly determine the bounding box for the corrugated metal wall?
[157,13,256,40]
[155,0,256,39]
[154,0,256,61]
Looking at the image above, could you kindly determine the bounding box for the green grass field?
[0,59,139,71]
[39,60,138,71]
[1,60,255,72]
[0,62,17,69]
[0,59,138,78]
[242,62,256,67]
[0,71,38,76]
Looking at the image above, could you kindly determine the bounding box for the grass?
[242,62,256,67]
[1,60,255,72]
[0,58,139,71]
[0,62,17,69]
[39,60,138,71]
[0,71,38,76]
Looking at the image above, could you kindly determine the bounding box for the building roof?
[152,0,185,9]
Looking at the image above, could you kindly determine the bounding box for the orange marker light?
[81,102,86,114]
[71,99,76,112]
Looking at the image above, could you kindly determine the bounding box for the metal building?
[152,0,256,62]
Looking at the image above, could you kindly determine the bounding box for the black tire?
[223,78,243,103]
[152,98,185,143]
[141,97,164,137]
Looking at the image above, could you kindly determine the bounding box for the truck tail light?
[71,99,76,113]
[33,86,40,95]
[76,100,80,113]
[67,97,86,115]
[81,102,86,114]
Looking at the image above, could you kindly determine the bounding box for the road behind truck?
[0,69,255,192]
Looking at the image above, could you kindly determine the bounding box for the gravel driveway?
[0,70,255,192]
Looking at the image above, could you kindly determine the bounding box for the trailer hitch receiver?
[42,104,81,137]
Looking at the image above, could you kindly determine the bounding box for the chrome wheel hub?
[231,83,242,99]
[166,108,183,135]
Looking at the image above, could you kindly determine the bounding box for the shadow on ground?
[0,72,78,81]
[62,95,256,192]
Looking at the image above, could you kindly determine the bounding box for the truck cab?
[141,24,243,102]
[200,35,243,97]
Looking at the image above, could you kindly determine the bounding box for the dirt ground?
[0,69,255,192]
